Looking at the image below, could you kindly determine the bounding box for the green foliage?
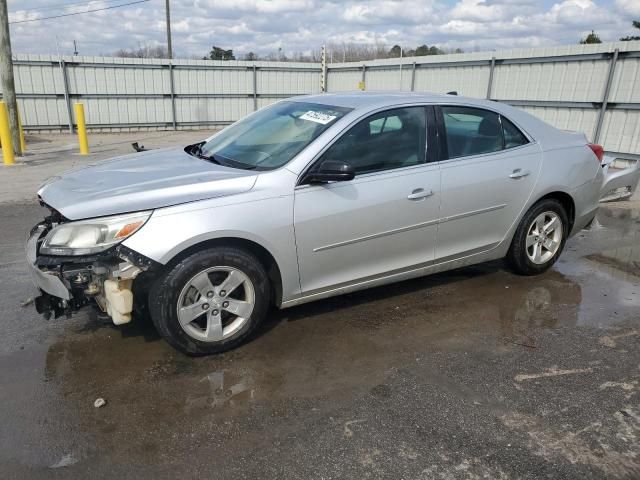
[620,20,640,41]
[388,45,402,57]
[203,46,236,61]
[414,44,429,56]
[388,44,446,58]
[579,31,602,44]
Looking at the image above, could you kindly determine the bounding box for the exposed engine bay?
[30,203,158,324]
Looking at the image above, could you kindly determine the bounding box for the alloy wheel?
[176,266,255,342]
[525,211,563,265]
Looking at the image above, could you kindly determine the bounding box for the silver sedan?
[29,92,607,355]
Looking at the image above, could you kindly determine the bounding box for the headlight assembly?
[40,211,152,256]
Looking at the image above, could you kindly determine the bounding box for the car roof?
[290,91,452,109]
[289,91,562,144]
[289,91,501,110]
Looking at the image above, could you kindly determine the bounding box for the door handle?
[407,188,434,200]
[509,169,531,179]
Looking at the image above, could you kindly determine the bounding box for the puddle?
[39,264,587,423]
[587,245,640,279]
[184,371,256,411]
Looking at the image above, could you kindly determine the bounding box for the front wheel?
[149,247,270,356]
[507,199,569,276]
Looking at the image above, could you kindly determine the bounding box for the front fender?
[122,194,300,302]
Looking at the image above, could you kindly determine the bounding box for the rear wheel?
[507,199,568,275]
[149,247,270,355]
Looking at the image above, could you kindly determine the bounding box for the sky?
[7,0,640,59]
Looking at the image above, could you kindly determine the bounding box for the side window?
[320,107,426,175]
[369,115,403,135]
[501,116,529,149]
[441,106,502,159]
[369,117,385,135]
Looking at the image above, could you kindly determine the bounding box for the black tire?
[507,199,569,276]
[149,247,270,356]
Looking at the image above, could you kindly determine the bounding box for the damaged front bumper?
[26,221,158,324]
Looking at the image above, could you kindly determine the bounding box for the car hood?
[38,147,258,220]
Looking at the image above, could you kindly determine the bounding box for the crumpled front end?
[26,204,159,324]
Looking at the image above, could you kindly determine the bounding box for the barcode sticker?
[299,111,337,125]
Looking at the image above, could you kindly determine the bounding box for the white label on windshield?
[299,111,337,125]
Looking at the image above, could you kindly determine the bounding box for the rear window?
[441,106,530,159]
[502,117,529,149]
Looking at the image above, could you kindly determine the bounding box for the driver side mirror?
[304,160,355,184]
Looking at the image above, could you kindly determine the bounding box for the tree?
[323,42,457,62]
[388,45,402,58]
[203,46,235,60]
[580,30,602,44]
[114,44,169,58]
[410,44,445,56]
[244,52,258,61]
[620,20,640,41]
[414,44,429,56]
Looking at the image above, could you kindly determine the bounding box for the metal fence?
[327,41,640,159]
[8,55,321,132]
[3,41,640,158]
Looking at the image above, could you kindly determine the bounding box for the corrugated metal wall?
[327,41,640,157]
[5,55,321,132]
[3,41,640,156]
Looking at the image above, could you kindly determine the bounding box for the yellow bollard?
[0,102,15,165]
[17,108,26,154]
[74,103,90,155]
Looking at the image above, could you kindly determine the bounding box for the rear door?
[435,105,542,262]
[294,106,441,294]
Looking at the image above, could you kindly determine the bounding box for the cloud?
[449,0,536,22]
[615,0,640,16]
[198,0,313,13]
[6,0,634,59]
[342,1,438,25]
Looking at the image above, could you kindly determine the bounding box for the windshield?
[196,101,352,170]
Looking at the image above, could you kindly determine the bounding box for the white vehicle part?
[103,279,134,325]
[112,261,143,280]
[93,261,142,325]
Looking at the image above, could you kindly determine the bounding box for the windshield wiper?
[185,142,225,166]
[185,143,260,170]
[213,154,259,171]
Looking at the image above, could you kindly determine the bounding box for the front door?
[294,106,440,294]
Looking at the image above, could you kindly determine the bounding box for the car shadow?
[73,257,579,352]
[254,260,508,334]
[73,260,508,345]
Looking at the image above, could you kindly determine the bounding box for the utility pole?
[0,0,21,156]
[165,0,172,59]
[398,46,404,90]
[320,44,326,93]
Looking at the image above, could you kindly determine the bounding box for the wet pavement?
[1,202,639,479]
